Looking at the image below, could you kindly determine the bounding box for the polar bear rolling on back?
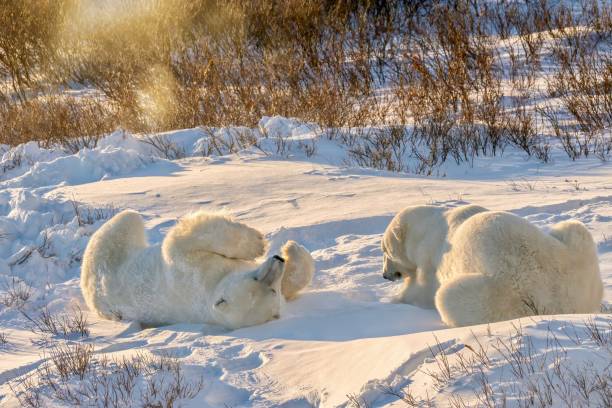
[382,205,603,327]
[81,210,315,329]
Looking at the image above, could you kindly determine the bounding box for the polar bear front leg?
[395,268,437,309]
[162,211,267,264]
[435,274,521,327]
[280,241,315,300]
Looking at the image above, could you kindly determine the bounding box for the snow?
[0,116,610,407]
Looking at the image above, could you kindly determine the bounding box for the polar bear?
[435,211,603,326]
[381,204,488,308]
[81,210,315,329]
[382,205,603,327]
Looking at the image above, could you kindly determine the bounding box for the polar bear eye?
[215,298,227,307]
[270,288,277,294]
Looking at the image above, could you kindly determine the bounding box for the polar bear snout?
[383,269,411,281]
[383,271,404,281]
[382,254,415,282]
[256,256,286,286]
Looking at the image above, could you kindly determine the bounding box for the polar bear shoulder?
[445,204,488,235]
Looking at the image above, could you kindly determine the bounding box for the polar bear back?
[438,211,602,315]
[81,210,148,320]
[103,245,171,323]
[445,205,488,236]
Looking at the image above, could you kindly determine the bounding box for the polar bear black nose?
[273,255,285,263]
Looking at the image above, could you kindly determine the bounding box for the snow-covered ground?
[0,117,610,407]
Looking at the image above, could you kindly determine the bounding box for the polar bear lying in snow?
[81,210,315,329]
[382,205,603,326]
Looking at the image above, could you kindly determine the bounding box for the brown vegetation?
[0,0,610,171]
[347,318,612,408]
[11,347,204,408]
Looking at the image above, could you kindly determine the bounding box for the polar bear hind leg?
[435,274,523,327]
[280,241,315,300]
[162,211,267,265]
[81,210,147,318]
[549,220,596,252]
[549,219,602,312]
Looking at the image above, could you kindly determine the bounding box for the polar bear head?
[381,204,488,282]
[210,255,285,329]
[381,206,445,282]
[382,245,417,282]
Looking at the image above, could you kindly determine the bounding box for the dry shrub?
[12,349,204,408]
[0,277,33,310]
[198,127,261,156]
[50,342,95,381]
[21,305,90,338]
[56,0,211,131]
[348,127,409,172]
[2,0,421,135]
[0,0,66,102]
[141,134,187,160]
[542,0,612,160]
[71,199,117,227]
[7,230,54,267]
[368,318,612,408]
[545,55,612,159]
[0,96,117,149]
[0,0,610,170]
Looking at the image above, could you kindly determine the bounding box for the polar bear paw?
[280,241,315,300]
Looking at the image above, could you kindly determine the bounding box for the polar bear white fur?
[381,204,488,308]
[382,205,603,327]
[81,210,315,329]
[435,212,603,326]
[281,240,316,300]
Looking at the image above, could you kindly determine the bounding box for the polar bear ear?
[256,256,285,286]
